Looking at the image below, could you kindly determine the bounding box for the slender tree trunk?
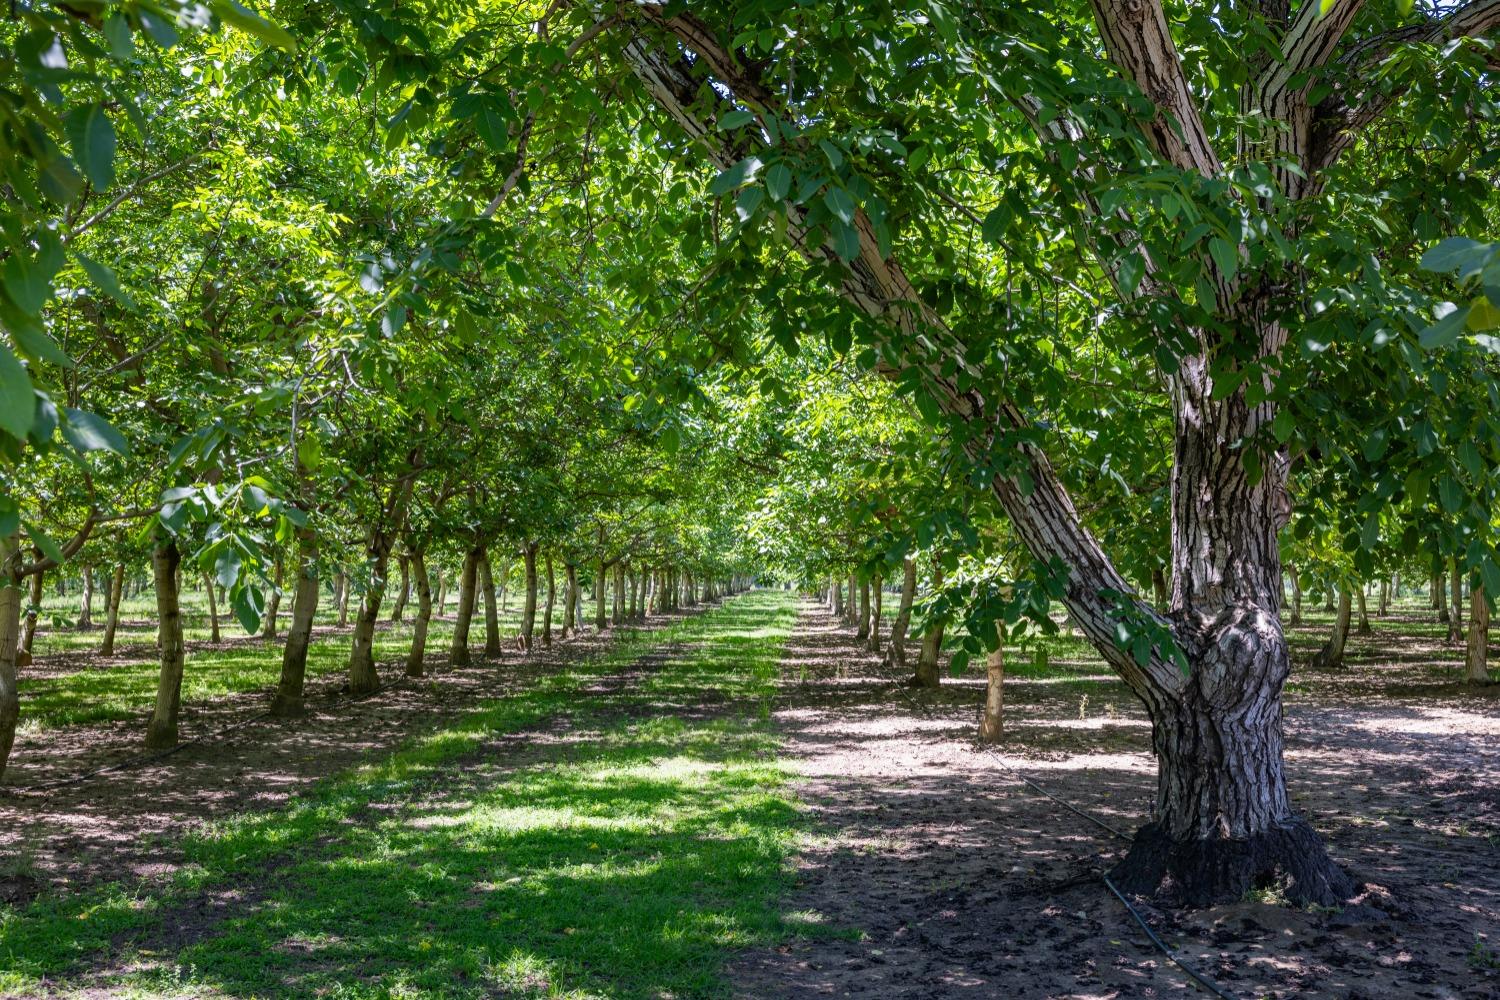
[543,552,556,647]
[499,558,511,614]
[335,571,350,628]
[595,559,609,630]
[1437,571,1449,623]
[572,569,584,629]
[391,554,409,622]
[271,528,320,717]
[78,566,94,629]
[450,546,480,666]
[886,558,917,671]
[0,538,24,781]
[1449,558,1465,643]
[613,563,626,623]
[348,533,397,695]
[979,646,1005,743]
[436,566,447,617]
[830,577,844,618]
[1289,569,1302,627]
[202,571,222,644]
[20,570,42,654]
[1378,578,1389,617]
[1355,585,1371,635]
[1467,585,1490,684]
[627,566,639,621]
[406,549,432,677]
[867,574,883,653]
[481,552,502,657]
[563,563,578,636]
[1151,567,1168,610]
[846,571,858,625]
[520,543,539,651]
[912,564,946,688]
[1322,590,1335,613]
[1313,589,1354,669]
[100,563,125,656]
[856,579,871,640]
[262,552,283,639]
[144,540,186,748]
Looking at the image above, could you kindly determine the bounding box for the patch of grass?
[2,592,814,999]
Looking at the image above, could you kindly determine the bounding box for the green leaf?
[0,344,34,439]
[214,546,243,590]
[212,0,297,51]
[76,254,138,311]
[1208,237,1237,283]
[62,407,129,455]
[765,163,792,203]
[1117,252,1145,297]
[830,221,861,263]
[708,156,762,196]
[718,109,755,130]
[66,105,116,191]
[823,187,855,225]
[102,14,134,58]
[1437,473,1464,514]
[1420,237,1486,274]
[24,522,64,566]
[1418,304,1470,350]
[232,584,264,634]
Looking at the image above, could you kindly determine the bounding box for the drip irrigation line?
[985,753,1238,1000]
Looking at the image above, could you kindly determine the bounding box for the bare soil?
[731,602,1500,1000]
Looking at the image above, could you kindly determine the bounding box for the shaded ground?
[731,601,1500,1000]
[0,611,699,905]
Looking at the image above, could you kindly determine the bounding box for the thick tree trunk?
[262,553,283,640]
[271,528,320,717]
[912,564,946,688]
[1377,578,1389,617]
[202,571,221,644]
[1467,584,1490,684]
[867,574,883,653]
[1355,586,1371,635]
[144,541,186,749]
[480,552,502,657]
[886,558,916,671]
[100,563,125,656]
[520,543,539,651]
[78,566,94,629]
[856,579,870,640]
[846,571,858,625]
[543,552,555,647]
[1449,558,1465,643]
[979,647,1005,744]
[0,538,24,782]
[830,577,843,618]
[450,546,480,666]
[391,554,409,623]
[1312,589,1353,669]
[405,549,431,677]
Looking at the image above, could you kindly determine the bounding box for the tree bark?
[390,554,409,623]
[480,551,502,657]
[886,558,916,671]
[1288,569,1302,627]
[856,579,871,640]
[144,540,186,749]
[520,542,539,651]
[830,577,844,618]
[1312,588,1353,669]
[912,563,946,688]
[1467,584,1490,684]
[1355,585,1371,635]
[979,646,1005,744]
[0,537,24,781]
[595,558,609,630]
[348,547,392,695]
[271,527,320,717]
[543,551,555,646]
[262,552,283,640]
[100,563,125,656]
[1377,578,1389,617]
[78,566,94,629]
[1436,571,1449,623]
[846,571,858,625]
[867,574,883,653]
[202,571,221,644]
[1151,567,1169,610]
[562,562,578,636]
[334,571,349,628]
[20,569,42,654]
[1449,558,1465,643]
[436,566,447,617]
[406,549,431,677]
[450,546,481,666]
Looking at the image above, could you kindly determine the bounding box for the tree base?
[268,694,305,719]
[1109,817,1355,908]
[143,720,178,750]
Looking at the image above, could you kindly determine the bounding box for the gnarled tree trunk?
[145,540,185,749]
[271,527,320,717]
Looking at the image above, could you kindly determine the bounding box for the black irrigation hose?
[987,755,1239,1000]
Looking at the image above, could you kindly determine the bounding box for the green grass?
[1,591,813,999]
[16,591,545,731]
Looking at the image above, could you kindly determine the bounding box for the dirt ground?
[0,615,689,906]
[731,602,1500,1000]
